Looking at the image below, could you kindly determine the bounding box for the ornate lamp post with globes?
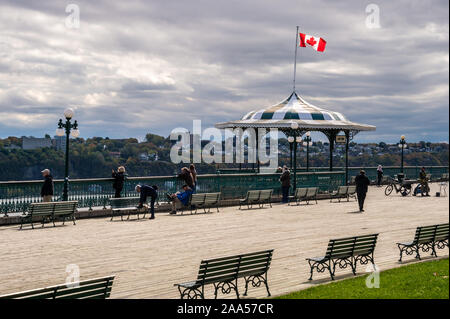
[287,122,302,192]
[55,108,80,201]
[398,135,407,174]
[302,131,312,172]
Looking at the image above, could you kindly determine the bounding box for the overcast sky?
[0,0,448,143]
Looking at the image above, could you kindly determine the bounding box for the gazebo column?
[289,142,293,170]
[256,129,260,173]
[345,130,350,185]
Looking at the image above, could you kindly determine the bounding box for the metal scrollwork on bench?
[307,259,330,280]
[332,258,354,277]
[243,274,271,297]
[435,239,448,250]
[178,286,204,299]
[213,280,239,299]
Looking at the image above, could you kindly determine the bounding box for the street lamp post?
[288,122,302,193]
[56,108,80,201]
[398,135,407,174]
[302,131,312,172]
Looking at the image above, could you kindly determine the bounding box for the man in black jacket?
[355,170,370,212]
[41,169,54,202]
[135,184,158,219]
[279,166,291,203]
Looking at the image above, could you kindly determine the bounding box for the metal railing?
[0,171,346,215]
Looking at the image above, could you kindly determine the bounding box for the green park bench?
[0,275,115,299]
[329,186,348,202]
[306,233,379,280]
[441,173,449,181]
[20,201,78,230]
[290,187,319,205]
[174,249,273,299]
[179,192,222,215]
[109,197,148,221]
[239,190,273,209]
[397,223,449,262]
[346,185,357,201]
[288,187,307,205]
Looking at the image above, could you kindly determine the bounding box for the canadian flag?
[299,33,326,52]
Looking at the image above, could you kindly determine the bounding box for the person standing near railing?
[279,166,291,203]
[112,166,126,198]
[40,169,54,202]
[377,165,383,187]
[189,164,198,192]
[177,167,195,191]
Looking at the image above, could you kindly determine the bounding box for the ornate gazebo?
[215,90,376,188]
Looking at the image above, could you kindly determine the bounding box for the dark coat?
[355,174,370,194]
[112,172,125,190]
[177,170,194,188]
[139,185,158,205]
[41,175,54,196]
[280,171,291,187]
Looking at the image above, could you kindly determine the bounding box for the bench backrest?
[0,276,115,299]
[29,201,77,217]
[306,187,318,197]
[295,188,308,198]
[204,192,221,204]
[347,185,356,195]
[196,250,273,285]
[414,225,438,244]
[442,173,449,179]
[259,190,273,201]
[246,190,261,201]
[29,202,56,217]
[435,223,449,242]
[52,201,78,216]
[414,223,449,244]
[336,186,348,195]
[190,193,206,205]
[326,234,378,259]
[110,197,140,209]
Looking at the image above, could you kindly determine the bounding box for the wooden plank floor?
[0,184,448,299]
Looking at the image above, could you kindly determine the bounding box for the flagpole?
[293,25,299,92]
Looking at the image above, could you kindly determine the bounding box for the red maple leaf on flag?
[306,36,316,46]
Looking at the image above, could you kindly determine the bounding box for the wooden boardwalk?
[0,184,448,299]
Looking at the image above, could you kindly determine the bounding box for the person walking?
[377,165,383,187]
[135,184,158,219]
[419,167,430,197]
[279,165,291,203]
[40,169,54,202]
[355,170,370,212]
[189,164,198,191]
[112,166,126,198]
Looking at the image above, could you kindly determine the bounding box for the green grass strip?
[276,258,449,299]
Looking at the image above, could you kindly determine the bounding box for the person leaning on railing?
[112,166,126,198]
[40,169,54,202]
[279,166,291,203]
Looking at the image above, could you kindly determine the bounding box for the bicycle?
[384,177,414,196]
